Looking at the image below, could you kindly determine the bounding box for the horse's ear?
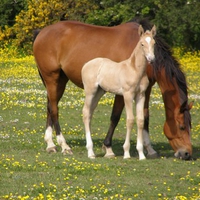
[188,101,194,110]
[151,25,156,37]
[138,25,144,37]
[180,101,193,113]
[180,101,187,113]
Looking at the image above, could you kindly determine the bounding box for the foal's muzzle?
[146,54,155,64]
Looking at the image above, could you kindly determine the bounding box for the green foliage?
[152,0,200,49]
[0,0,26,28]
[0,0,200,52]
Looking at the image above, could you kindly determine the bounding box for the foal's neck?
[129,42,147,70]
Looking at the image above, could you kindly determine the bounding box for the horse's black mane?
[128,18,191,128]
[129,18,188,101]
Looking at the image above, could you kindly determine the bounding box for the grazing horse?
[82,25,156,159]
[33,19,193,160]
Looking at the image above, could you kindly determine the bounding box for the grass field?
[0,49,200,200]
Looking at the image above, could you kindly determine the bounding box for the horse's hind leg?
[44,70,72,155]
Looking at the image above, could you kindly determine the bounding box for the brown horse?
[82,25,156,159]
[33,19,193,160]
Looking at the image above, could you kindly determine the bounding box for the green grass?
[0,55,199,200]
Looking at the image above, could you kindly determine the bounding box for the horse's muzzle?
[174,150,191,160]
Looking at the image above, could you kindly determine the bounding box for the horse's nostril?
[184,152,191,160]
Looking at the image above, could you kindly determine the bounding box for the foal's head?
[138,25,156,63]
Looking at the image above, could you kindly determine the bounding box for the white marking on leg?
[143,130,157,156]
[44,126,56,152]
[103,145,115,158]
[136,121,146,160]
[123,119,132,159]
[123,94,134,159]
[56,133,72,154]
[86,131,95,158]
[135,94,146,160]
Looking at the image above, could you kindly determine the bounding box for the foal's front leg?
[135,92,146,160]
[123,93,135,159]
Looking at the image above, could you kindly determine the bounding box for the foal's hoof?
[62,148,73,155]
[146,152,159,159]
[46,146,57,153]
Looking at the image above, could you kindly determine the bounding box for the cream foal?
[82,25,156,159]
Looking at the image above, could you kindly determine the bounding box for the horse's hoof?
[146,152,159,159]
[104,153,115,158]
[88,155,96,159]
[62,149,73,155]
[123,156,131,159]
[47,146,57,153]
[139,157,146,161]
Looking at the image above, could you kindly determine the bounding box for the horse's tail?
[33,29,41,42]
[32,29,46,87]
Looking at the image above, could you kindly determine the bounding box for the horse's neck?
[156,68,181,119]
[129,43,146,71]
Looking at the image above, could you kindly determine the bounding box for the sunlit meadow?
[0,47,199,200]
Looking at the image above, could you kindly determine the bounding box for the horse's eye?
[141,43,144,46]
[180,125,186,130]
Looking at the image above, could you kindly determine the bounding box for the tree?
[0,0,200,51]
[0,0,27,28]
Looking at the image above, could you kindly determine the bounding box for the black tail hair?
[33,29,41,42]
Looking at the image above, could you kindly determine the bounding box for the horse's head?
[164,101,193,160]
[138,25,156,63]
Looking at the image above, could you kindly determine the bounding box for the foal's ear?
[138,25,144,37]
[151,25,156,37]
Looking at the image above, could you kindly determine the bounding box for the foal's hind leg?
[44,70,72,155]
[83,87,105,158]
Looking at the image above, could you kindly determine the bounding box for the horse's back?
[33,21,139,87]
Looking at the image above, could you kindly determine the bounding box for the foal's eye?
[141,43,144,46]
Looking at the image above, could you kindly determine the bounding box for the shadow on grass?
[68,138,200,160]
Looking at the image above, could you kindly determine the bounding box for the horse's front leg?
[103,95,124,158]
[143,83,158,158]
[135,91,146,160]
